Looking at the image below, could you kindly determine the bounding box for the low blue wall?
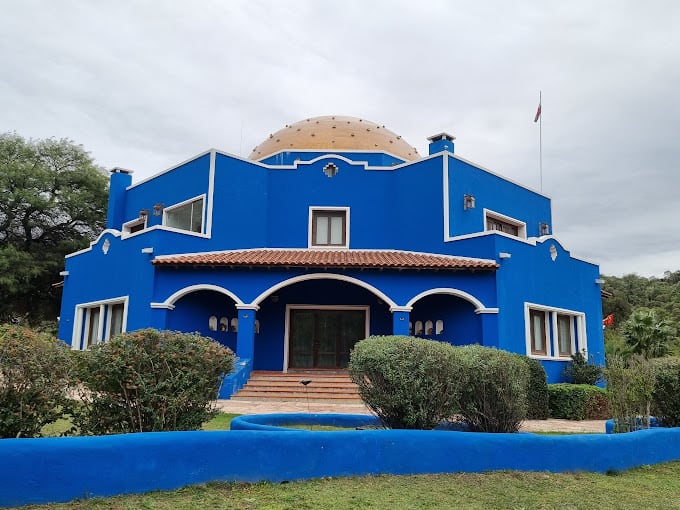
[2,414,680,507]
[218,358,252,398]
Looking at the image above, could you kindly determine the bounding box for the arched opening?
[409,292,482,346]
[166,289,240,353]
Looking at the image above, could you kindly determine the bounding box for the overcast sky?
[2,1,679,277]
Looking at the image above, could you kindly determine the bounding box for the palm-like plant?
[621,308,675,359]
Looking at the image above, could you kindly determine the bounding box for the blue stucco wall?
[2,419,680,507]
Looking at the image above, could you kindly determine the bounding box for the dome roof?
[249,115,420,162]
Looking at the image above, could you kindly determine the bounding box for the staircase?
[231,371,362,403]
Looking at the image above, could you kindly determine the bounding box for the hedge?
[548,384,610,420]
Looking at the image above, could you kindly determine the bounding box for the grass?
[14,461,680,509]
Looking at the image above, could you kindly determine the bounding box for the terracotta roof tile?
[152,249,498,271]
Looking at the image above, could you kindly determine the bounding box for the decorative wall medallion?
[102,238,110,255]
[550,244,557,261]
[323,163,339,178]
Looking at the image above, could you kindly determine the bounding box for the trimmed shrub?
[515,355,549,419]
[548,384,609,420]
[563,351,603,385]
[72,329,234,435]
[457,345,529,432]
[349,336,463,429]
[0,324,73,438]
[651,356,680,427]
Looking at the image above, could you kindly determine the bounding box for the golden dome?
[249,115,420,162]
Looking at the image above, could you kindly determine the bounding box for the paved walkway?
[216,400,606,433]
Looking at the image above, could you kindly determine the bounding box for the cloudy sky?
[2,1,679,277]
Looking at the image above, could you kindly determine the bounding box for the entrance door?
[288,308,367,369]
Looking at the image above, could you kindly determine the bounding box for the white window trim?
[307,206,350,249]
[72,296,129,350]
[162,194,206,234]
[524,302,586,361]
[121,217,148,238]
[283,304,369,372]
[484,208,527,239]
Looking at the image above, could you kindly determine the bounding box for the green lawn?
[14,462,680,509]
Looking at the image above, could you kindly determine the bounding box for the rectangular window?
[311,209,347,247]
[122,217,147,236]
[484,210,526,239]
[525,304,585,359]
[529,309,547,355]
[74,299,127,350]
[557,314,574,357]
[164,197,204,233]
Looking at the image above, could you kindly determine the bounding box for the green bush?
[563,351,603,385]
[72,329,234,435]
[606,355,655,432]
[457,345,528,432]
[651,356,680,427]
[348,336,463,429]
[0,324,73,438]
[548,384,609,420]
[515,355,549,419]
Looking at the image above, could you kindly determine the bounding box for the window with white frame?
[73,299,127,350]
[309,208,349,248]
[485,210,527,239]
[164,196,204,233]
[525,303,585,359]
[122,217,147,236]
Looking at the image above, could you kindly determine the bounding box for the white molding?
[160,284,245,307]
[205,150,215,238]
[448,153,551,199]
[283,304,370,372]
[65,229,121,258]
[476,307,500,315]
[150,302,175,310]
[442,155,450,241]
[126,150,213,189]
[405,287,489,312]
[307,206,350,249]
[389,306,413,313]
[251,273,397,309]
[236,304,260,311]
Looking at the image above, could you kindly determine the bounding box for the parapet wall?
[2,414,680,507]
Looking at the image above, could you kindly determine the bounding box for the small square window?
[311,209,347,247]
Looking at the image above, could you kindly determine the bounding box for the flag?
[534,102,541,123]
[603,314,614,327]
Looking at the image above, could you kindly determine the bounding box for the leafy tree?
[0,133,108,323]
[621,308,675,359]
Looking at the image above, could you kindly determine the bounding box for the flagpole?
[539,90,543,192]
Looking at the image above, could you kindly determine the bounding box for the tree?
[0,133,108,323]
[620,308,675,359]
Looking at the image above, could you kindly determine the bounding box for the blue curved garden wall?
[2,414,680,507]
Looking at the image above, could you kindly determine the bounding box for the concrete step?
[231,370,363,403]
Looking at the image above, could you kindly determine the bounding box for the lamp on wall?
[153,203,164,216]
[463,194,476,210]
[539,222,550,236]
[139,209,149,220]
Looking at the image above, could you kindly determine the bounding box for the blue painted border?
[2,414,680,507]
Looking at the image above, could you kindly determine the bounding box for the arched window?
[436,320,444,335]
[425,320,433,335]
[230,318,238,333]
[414,321,423,336]
[208,316,217,331]
[219,317,228,331]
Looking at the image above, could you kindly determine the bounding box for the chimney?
[106,167,133,230]
[427,132,455,155]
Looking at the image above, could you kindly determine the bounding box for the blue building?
[58,115,605,388]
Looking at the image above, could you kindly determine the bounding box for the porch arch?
[161,284,245,307]
[405,287,490,312]
[251,273,398,309]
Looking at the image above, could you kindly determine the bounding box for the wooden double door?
[288,308,367,369]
